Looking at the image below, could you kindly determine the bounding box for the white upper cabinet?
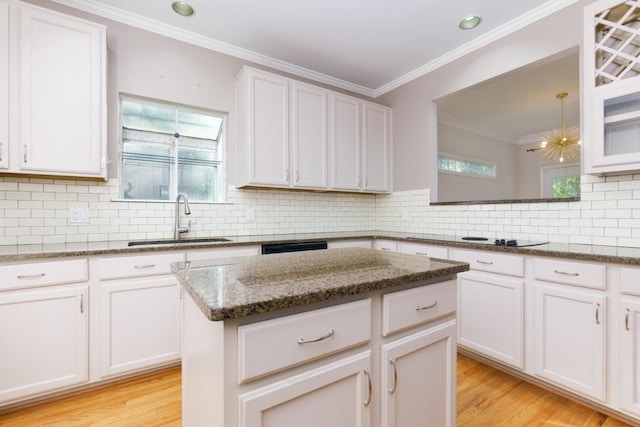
[361,101,391,192]
[329,94,392,193]
[237,66,391,193]
[583,0,640,175]
[5,1,106,178]
[236,67,290,187]
[330,93,361,191]
[290,81,328,189]
[0,1,7,170]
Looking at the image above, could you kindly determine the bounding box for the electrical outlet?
[401,210,408,221]
[69,208,90,224]
[247,208,255,221]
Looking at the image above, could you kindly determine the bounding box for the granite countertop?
[171,247,469,321]
[1,230,640,265]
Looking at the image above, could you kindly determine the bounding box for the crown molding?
[50,0,580,99]
[373,0,582,97]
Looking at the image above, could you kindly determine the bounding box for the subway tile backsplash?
[1,174,639,248]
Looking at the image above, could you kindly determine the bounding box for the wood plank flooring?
[0,354,634,426]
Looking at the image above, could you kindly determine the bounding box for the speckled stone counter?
[1,230,640,265]
[171,247,469,321]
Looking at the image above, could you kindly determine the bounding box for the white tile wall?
[377,174,640,248]
[1,174,639,248]
[0,177,376,245]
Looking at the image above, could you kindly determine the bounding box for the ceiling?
[52,0,579,97]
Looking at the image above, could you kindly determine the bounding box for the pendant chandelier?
[529,92,581,163]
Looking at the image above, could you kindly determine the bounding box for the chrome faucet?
[174,193,191,240]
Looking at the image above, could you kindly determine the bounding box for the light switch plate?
[69,208,90,224]
[401,210,408,221]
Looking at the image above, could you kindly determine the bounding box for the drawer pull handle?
[363,368,372,407]
[416,301,438,311]
[297,329,334,345]
[476,260,493,265]
[554,270,579,276]
[134,264,156,269]
[626,308,631,331]
[17,273,46,279]
[389,359,398,395]
[381,247,391,251]
[595,303,601,325]
[416,252,429,256]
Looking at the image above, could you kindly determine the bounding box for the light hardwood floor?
[0,354,634,426]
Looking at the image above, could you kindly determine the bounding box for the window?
[437,155,496,178]
[541,164,580,199]
[119,96,226,202]
[552,176,581,198]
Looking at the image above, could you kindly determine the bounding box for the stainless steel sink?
[127,237,231,247]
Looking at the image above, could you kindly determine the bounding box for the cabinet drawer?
[0,259,88,291]
[97,253,185,280]
[533,258,606,290]
[238,299,371,382]
[451,249,523,277]
[397,242,448,259]
[621,267,640,296]
[186,246,259,261]
[382,280,456,336]
[373,239,397,252]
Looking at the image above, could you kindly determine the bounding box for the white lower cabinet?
[0,284,88,404]
[620,297,640,417]
[380,320,457,427]
[98,277,181,378]
[533,282,606,401]
[182,277,458,427]
[239,351,372,427]
[457,271,524,369]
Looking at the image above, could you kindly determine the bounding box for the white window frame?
[117,94,227,203]
[437,153,497,180]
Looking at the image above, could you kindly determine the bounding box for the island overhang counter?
[171,247,469,427]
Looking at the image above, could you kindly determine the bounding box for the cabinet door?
[582,0,640,174]
[588,80,640,173]
[620,297,640,417]
[458,272,524,369]
[0,0,7,169]
[13,4,105,177]
[534,283,606,400]
[244,69,289,186]
[381,320,456,427]
[0,285,88,404]
[291,81,327,189]
[239,351,371,427]
[330,93,361,191]
[98,277,181,378]
[362,102,391,192]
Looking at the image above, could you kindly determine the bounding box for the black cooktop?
[407,235,549,248]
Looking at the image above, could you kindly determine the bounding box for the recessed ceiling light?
[172,1,194,17]
[459,15,482,30]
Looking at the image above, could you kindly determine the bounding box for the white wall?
[437,122,518,202]
[379,0,588,192]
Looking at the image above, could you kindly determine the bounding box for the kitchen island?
[172,248,469,427]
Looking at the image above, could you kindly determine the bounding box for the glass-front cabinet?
[583,0,640,174]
